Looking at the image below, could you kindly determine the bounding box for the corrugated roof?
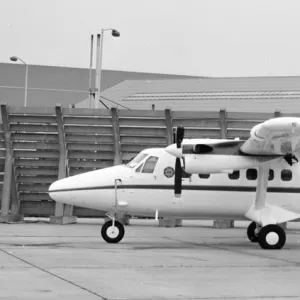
[91,77,300,112]
[125,91,300,101]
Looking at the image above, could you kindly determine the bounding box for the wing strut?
[254,165,269,210]
[245,165,300,226]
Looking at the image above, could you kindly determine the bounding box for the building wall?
[0,63,199,107]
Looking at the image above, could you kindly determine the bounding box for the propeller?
[176,126,184,148]
[174,126,184,197]
[284,153,298,166]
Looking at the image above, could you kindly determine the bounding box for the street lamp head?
[111,29,120,37]
[10,56,18,62]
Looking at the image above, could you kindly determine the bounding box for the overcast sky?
[1,0,300,77]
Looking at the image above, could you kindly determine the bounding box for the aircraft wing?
[240,117,300,156]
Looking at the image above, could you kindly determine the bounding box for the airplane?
[48,117,300,250]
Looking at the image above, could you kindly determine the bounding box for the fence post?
[0,104,23,223]
[219,108,227,139]
[50,104,77,225]
[274,109,281,118]
[213,109,234,229]
[165,108,173,145]
[110,107,130,224]
[10,158,20,216]
[111,107,122,165]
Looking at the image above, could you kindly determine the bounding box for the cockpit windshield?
[126,152,148,168]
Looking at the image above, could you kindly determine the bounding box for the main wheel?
[247,221,259,243]
[101,220,125,243]
[258,224,286,250]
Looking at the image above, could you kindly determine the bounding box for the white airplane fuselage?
[49,148,300,220]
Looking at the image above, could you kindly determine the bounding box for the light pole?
[95,28,120,108]
[10,56,28,107]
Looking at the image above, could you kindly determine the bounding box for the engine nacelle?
[183,154,278,174]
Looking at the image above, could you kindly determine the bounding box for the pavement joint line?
[45,264,293,269]
[107,296,299,300]
[162,237,300,266]
[1,264,295,270]
[0,247,108,300]
[0,236,105,238]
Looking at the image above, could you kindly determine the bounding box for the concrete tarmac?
[0,219,300,300]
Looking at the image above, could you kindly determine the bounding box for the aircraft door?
[124,156,160,214]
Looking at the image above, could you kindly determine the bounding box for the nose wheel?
[101,220,125,243]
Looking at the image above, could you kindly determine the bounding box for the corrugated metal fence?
[0,104,293,220]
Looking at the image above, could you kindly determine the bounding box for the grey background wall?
[0,63,198,108]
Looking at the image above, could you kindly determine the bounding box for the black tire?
[101,220,125,244]
[247,221,258,243]
[258,224,286,250]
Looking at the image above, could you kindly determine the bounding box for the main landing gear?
[247,221,259,243]
[247,221,286,249]
[244,165,292,250]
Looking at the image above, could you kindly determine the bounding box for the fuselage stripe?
[49,185,300,194]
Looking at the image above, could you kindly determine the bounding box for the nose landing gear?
[101,178,125,244]
[101,219,125,244]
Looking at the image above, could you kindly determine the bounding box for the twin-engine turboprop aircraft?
[49,117,300,250]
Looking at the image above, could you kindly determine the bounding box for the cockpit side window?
[126,152,148,168]
[141,156,159,173]
[135,164,143,173]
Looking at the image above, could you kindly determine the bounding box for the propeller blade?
[284,153,298,166]
[176,126,184,148]
[174,157,182,196]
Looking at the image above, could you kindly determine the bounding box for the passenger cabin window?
[268,169,274,181]
[199,174,210,179]
[141,156,159,173]
[281,169,292,181]
[229,171,239,180]
[246,169,257,180]
[246,168,275,181]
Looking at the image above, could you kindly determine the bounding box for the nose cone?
[165,144,182,158]
[49,177,68,193]
[48,165,128,207]
[48,171,99,204]
[48,177,74,203]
